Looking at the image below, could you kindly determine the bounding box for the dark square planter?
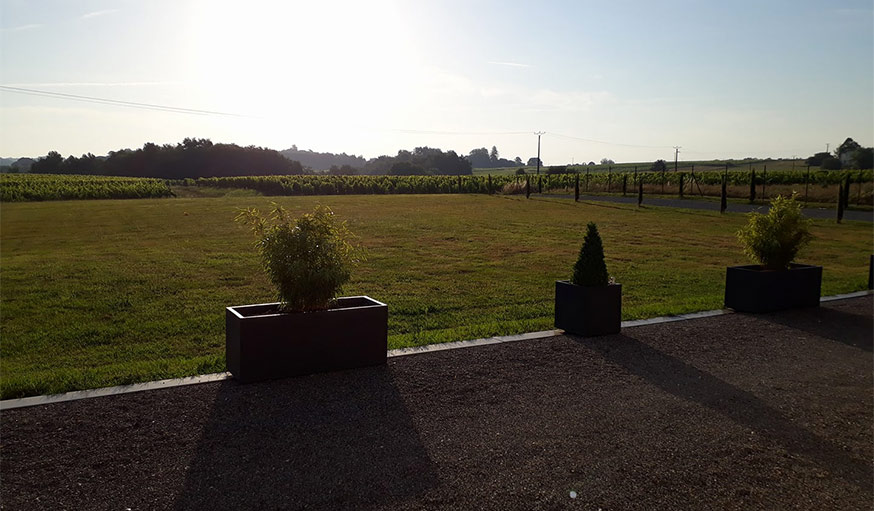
[226,296,388,383]
[554,280,621,337]
[724,264,822,313]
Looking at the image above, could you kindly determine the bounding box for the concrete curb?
[2,290,871,411]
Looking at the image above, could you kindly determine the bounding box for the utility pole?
[534,131,545,175]
[673,146,681,172]
[826,143,830,154]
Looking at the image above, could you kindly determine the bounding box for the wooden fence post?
[836,182,844,223]
[804,165,810,204]
[638,178,643,207]
[487,174,492,194]
[622,174,627,196]
[678,173,685,199]
[762,165,767,201]
[749,169,756,203]
[720,175,727,214]
[526,177,530,199]
[574,174,580,202]
[843,174,851,208]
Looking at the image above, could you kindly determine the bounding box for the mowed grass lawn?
[1,194,870,399]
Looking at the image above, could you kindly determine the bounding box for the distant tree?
[369,147,470,175]
[851,147,873,170]
[651,159,667,172]
[835,138,861,159]
[96,139,303,178]
[588,161,596,166]
[280,145,365,171]
[514,156,523,165]
[31,151,63,174]
[11,157,35,172]
[820,156,842,170]
[805,152,831,166]
[527,157,542,167]
[467,148,491,168]
[600,158,614,165]
[389,161,427,175]
[467,146,516,169]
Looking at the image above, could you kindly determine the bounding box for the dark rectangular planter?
[554,280,621,337]
[724,264,822,313]
[226,296,388,383]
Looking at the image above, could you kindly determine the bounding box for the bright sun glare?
[189,0,420,135]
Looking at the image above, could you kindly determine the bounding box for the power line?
[0,85,245,117]
[549,131,674,149]
[378,128,530,136]
[1,85,817,158]
[0,86,537,137]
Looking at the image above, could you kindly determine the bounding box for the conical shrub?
[571,222,609,286]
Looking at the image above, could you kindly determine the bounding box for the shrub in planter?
[236,204,361,312]
[725,194,821,312]
[555,222,621,336]
[227,204,387,382]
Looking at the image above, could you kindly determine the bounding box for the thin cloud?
[487,61,531,68]
[80,9,119,20]
[1,24,43,32]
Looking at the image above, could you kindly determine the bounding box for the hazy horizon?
[2,0,872,165]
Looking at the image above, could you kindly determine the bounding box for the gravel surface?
[2,296,871,510]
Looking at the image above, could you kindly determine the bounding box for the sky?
[1,0,872,165]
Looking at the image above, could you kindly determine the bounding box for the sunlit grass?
[1,194,870,399]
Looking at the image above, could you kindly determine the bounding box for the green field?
[1,194,871,399]
[0,173,174,201]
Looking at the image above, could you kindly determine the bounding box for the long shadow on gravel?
[754,306,873,351]
[575,333,872,491]
[173,365,437,510]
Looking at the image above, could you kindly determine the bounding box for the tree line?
[30,138,303,178]
[804,138,873,170]
[26,139,476,178]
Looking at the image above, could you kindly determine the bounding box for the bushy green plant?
[236,204,362,312]
[736,194,813,270]
[571,222,610,286]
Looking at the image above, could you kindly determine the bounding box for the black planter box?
[554,280,621,337]
[226,296,388,383]
[724,264,822,313]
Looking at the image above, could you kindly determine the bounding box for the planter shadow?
[754,304,873,352]
[173,365,437,510]
[571,333,872,491]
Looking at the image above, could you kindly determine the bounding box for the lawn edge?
[2,290,870,411]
